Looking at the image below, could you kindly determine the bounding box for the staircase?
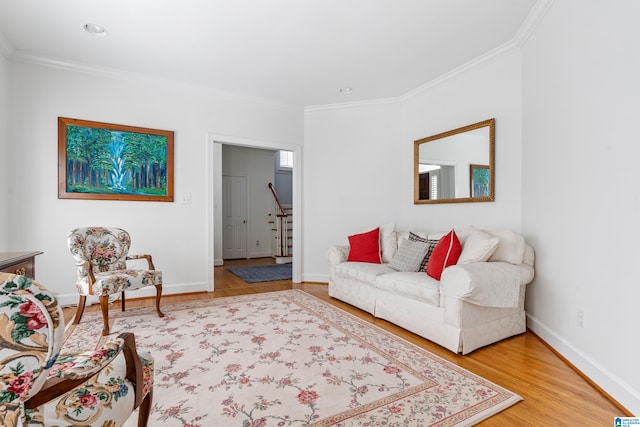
[268,183,292,264]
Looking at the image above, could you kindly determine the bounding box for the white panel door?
[222,175,248,259]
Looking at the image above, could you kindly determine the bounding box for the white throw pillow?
[380,222,398,263]
[361,222,397,263]
[455,225,480,245]
[457,230,500,264]
[487,230,526,264]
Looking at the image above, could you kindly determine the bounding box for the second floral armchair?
[0,273,154,426]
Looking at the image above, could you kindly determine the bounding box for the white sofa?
[327,226,535,354]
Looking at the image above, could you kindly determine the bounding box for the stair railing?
[268,183,290,258]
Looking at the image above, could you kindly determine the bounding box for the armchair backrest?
[0,273,65,425]
[67,227,131,278]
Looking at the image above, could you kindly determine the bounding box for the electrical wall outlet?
[577,309,584,328]
[256,240,260,247]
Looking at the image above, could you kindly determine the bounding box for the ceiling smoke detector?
[84,23,108,36]
[339,87,353,95]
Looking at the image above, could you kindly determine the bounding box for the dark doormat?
[227,264,292,283]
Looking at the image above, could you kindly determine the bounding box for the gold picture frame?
[58,117,174,202]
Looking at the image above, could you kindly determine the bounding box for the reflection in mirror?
[414,118,494,204]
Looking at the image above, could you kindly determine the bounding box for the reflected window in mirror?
[414,118,495,204]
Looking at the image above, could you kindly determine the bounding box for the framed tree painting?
[470,164,490,198]
[58,117,174,202]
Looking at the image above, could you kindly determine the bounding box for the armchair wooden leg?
[99,295,110,336]
[154,285,164,318]
[137,389,153,427]
[121,291,126,312]
[73,295,87,325]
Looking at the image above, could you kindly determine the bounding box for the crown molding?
[6,1,554,113]
[304,95,401,113]
[305,38,518,112]
[13,51,109,76]
[306,0,554,112]
[11,51,301,112]
[402,0,555,101]
[304,38,518,112]
[400,39,519,102]
[514,0,556,47]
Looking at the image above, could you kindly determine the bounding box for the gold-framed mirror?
[414,118,495,204]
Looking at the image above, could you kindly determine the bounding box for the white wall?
[302,101,402,280]
[522,0,640,415]
[7,59,302,305]
[400,50,523,233]
[303,49,523,281]
[221,145,276,258]
[0,50,8,249]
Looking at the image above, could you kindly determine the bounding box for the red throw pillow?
[426,229,462,280]
[347,228,382,263]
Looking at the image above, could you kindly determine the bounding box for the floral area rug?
[62,290,522,426]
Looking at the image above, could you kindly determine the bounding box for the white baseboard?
[527,313,639,415]
[248,250,272,258]
[303,273,328,283]
[57,281,209,308]
[214,258,224,266]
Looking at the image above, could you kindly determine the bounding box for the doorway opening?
[206,134,301,291]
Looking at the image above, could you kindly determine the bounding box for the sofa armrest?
[46,335,127,381]
[327,245,349,284]
[328,245,349,266]
[26,333,139,409]
[441,262,535,308]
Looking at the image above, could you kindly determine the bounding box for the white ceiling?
[0,0,538,108]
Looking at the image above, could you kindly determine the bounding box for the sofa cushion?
[457,230,500,264]
[487,230,526,265]
[347,228,381,263]
[359,223,396,263]
[376,272,441,306]
[426,229,462,280]
[335,262,395,284]
[408,232,439,271]
[388,238,430,272]
[379,222,398,263]
[451,225,478,244]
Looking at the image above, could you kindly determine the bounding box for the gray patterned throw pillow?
[409,232,440,272]
[388,238,431,272]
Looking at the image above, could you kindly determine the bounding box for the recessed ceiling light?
[84,23,108,36]
[339,87,353,95]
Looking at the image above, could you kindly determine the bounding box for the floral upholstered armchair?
[0,273,154,427]
[67,227,164,336]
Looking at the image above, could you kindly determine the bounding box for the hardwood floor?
[63,258,630,425]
